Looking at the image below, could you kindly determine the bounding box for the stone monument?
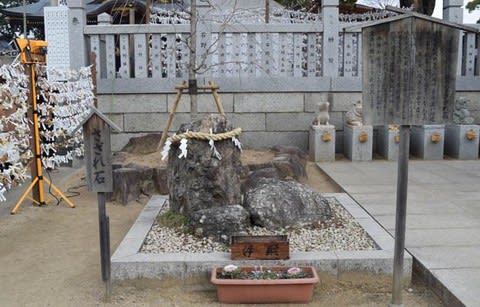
[309,101,335,162]
[343,101,373,161]
[166,114,247,243]
[356,12,476,306]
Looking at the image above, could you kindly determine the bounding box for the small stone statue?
[345,101,363,127]
[453,97,474,124]
[312,101,330,126]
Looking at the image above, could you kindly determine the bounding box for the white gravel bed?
[140,197,377,253]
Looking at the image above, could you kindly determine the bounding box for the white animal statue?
[345,101,363,127]
[312,101,330,126]
[453,97,475,124]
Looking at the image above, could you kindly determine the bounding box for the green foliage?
[466,0,480,23]
[217,265,314,280]
[156,210,190,229]
[465,0,480,23]
[466,0,480,11]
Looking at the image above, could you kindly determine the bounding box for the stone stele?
[167,114,242,215]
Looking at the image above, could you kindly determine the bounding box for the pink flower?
[287,267,302,275]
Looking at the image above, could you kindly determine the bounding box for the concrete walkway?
[320,160,480,307]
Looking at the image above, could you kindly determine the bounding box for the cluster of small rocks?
[140,197,377,254]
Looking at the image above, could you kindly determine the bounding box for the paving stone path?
[320,160,480,307]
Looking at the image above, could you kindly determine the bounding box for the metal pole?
[189,0,198,119]
[390,125,410,307]
[98,192,111,301]
[29,63,45,205]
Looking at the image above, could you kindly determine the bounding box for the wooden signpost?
[349,8,479,307]
[76,107,121,300]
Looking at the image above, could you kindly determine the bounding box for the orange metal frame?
[11,39,75,214]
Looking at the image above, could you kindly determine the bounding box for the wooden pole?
[98,191,111,301]
[189,0,198,119]
[145,0,152,24]
[157,84,185,151]
[158,81,227,151]
[209,81,225,115]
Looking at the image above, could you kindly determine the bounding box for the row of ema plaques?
[310,124,480,161]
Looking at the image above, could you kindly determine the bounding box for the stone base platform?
[111,194,411,284]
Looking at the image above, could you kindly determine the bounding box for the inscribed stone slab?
[362,17,458,125]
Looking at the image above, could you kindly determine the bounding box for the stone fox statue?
[345,101,363,127]
[312,101,330,126]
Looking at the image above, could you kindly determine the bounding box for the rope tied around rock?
[168,127,242,143]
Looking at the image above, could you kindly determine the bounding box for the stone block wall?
[98,91,478,152]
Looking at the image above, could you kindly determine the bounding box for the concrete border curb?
[111,193,412,282]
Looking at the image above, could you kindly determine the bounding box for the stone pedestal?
[377,125,400,161]
[410,125,445,160]
[344,125,373,161]
[445,124,479,159]
[309,125,335,162]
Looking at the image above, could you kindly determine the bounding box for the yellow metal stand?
[11,40,75,214]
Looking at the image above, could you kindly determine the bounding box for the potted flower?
[210,264,319,304]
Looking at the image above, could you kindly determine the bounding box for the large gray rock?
[168,114,243,215]
[240,145,308,193]
[190,205,250,244]
[241,167,281,194]
[244,177,332,229]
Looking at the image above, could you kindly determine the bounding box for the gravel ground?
[141,197,377,253]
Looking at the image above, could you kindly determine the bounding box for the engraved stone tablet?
[362,17,459,126]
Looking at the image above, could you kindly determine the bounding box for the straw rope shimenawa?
[167,127,242,143]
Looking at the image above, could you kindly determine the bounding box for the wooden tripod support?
[11,62,75,214]
[157,80,225,151]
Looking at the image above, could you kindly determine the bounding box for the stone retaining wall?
[99,91,480,152]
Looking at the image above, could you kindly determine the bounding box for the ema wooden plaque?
[231,235,289,260]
